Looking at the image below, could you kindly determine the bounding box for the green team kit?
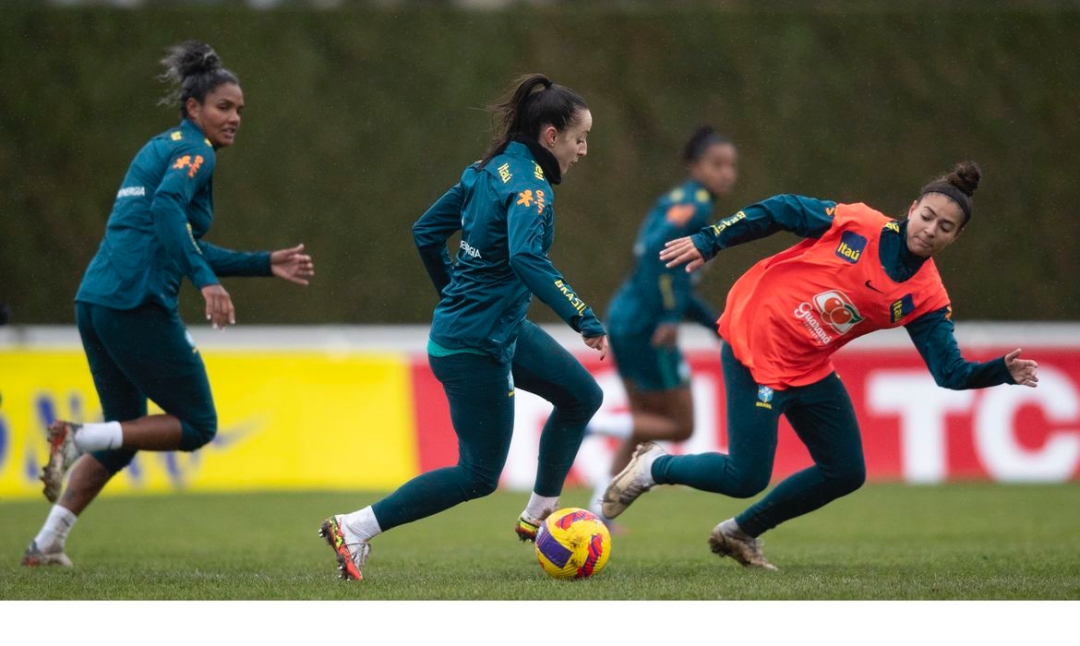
[75,119,270,472]
[370,140,605,532]
[606,178,720,391]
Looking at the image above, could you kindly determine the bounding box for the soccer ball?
[534,507,612,579]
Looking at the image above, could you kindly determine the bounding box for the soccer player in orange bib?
[601,162,1039,570]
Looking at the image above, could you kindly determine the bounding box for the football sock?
[343,507,382,542]
[73,421,123,453]
[523,494,560,521]
[586,411,634,439]
[720,518,753,540]
[33,505,77,552]
[639,448,661,488]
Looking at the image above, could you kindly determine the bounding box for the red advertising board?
[410,344,1080,488]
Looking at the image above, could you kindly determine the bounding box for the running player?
[602,162,1039,570]
[22,41,315,567]
[588,126,737,525]
[319,74,608,581]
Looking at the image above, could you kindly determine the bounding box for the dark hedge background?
[2,3,1078,324]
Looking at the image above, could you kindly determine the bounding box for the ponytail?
[480,74,587,168]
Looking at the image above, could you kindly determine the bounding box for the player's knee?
[727,472,770,498]
[552,377,603,423]
[465,474,500,499]
[178,414,218,451]
[457,462,501,500]
[831,464,866,496]
[579,379,604,417]
[91,449,137,475]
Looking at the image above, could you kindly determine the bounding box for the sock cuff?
[524,494,560,521]
[344,507,382,542]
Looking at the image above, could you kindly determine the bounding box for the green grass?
[2,483,1079,601]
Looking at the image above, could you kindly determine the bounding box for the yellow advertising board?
[0,349,417,499]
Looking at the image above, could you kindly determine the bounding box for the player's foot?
[41,420,82,503]
[20,540,73,568]
[708,518,778,571]
[319,516,370,581]
[515,509,553,543]
[601,441,665,519]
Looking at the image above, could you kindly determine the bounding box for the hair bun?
[948,161,981,197]
[173,41,221,79]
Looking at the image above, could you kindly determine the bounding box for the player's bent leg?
[91,302,219,453]
[512,322,603,493]
[57,453,117,515]
[178,413,217,451]
[625,384,696,444]
[736,372,866,537]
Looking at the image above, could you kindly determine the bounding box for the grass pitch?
[2,483,1078,602]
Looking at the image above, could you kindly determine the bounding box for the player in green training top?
[319,74,608,581]
[588,127,738,526]
[21,41,314,568]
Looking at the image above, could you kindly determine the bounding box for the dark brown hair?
[919,161,981,228]
[682,125,732,164]
[479,74,588,168]
[158,41,240,120]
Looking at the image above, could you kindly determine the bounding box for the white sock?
[343,507,382,542]
[586,411,634,439]
[720,518,751,539]
[523,494,559,521]
[73,421,123,453]
[639,449,660,488]
[33,505,77,552]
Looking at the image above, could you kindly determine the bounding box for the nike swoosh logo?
[865,280,884,294]
[210,420,263,448]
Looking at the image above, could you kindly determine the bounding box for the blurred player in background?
[319,74,607,581]
[602,162,1040,570]
[21,41,315,567]
[587,126,737,526]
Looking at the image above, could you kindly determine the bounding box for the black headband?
[920,184,971,221]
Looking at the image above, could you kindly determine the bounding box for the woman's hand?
[584,334,609,361]
[271,243,315,285]
[660,237,706,272]
[201,284,235,329]
[1005,349,1039,387]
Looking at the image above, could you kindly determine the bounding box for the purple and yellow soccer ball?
[534,507,612,579]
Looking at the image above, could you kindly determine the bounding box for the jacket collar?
[180,118,214,149]
[880,218,928,282]
[510,135,562,185]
